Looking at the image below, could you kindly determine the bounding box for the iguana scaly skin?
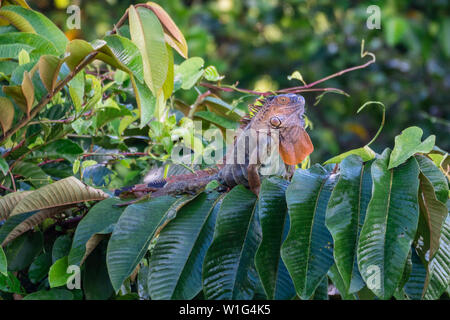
[115,93,314,198]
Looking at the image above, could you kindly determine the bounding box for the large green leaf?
[325,156,372,294]
[68,197,126,266]
[403,249,426,300]
[423,209,450,300]
[281,165,337,299]
[148,191,222,300]
[107,195,195,291]
[0,32,59,60]
[5,231,43,271]
[388,126,435,169]
[28,251,52,284]
[324,146,376,165]
[357,149,420,299]
[202,185,260,300]
[104,34,144,82]
[194,111,239,130]
[23,288,73,300]
[128,5,168,95]
[418,173,448,259]
[176,57,204,90]
[0,245,7,276]
[83,241,114,300]
[130,76,156,128]
[0,6,68,54]
[415,155,449,204]
[48,255,69,288]
[255,177,295,300]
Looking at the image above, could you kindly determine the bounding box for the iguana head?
[249,93,314,165]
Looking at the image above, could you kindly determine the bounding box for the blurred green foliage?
[33,0,449,161]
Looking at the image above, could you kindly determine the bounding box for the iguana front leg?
[247,163,260,195]
[247,148,261,195]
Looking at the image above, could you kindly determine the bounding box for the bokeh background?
[30,0,449,162]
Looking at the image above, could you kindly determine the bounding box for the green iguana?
[115,93,314,198]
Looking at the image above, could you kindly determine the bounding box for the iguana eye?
[277,96,290,104]
[270,116,282,128]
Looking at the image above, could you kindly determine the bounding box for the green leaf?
[203,96,246,121]
[18,48,30,65]
[194,111,239,130]
[327,264,357,300]
[48,255,70,288]
[0,245,7,276]
[204,65,224,82]
[385,17,408,46]
[130,77,156,128]
[107,195,196,291]
[423,207,450,300]
[415,155,449,204]
[0,211,35,244]
[162,44,174,100]
[148,191,222,300]
[28,251,52,284]
[11,161,50,188]
[0,271,24,294]
[0,158,9,177]
[323,146,376,165]
[42,139,83,162]
[176,57,204,90]
[0,6,68,54]
[68,198,126,266]
[389,127,435,169]
[104,34,144,82]
[281,165,337,299]
[326,156,372,294]
[357,149,420,299]
[202,185,260,299]
[312,276,329,300]
[255,177,295,300]
[128,5,168,95]
[418,173,448,259]
[23,288,74,300]
[0,32,58,61]
[52,234,72,263]
[83,241,114,300]
[403,250,426,300]
[5,231,43,271]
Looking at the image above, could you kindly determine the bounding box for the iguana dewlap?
[115,93,314,197]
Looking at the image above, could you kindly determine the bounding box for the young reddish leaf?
[0,97,14,134]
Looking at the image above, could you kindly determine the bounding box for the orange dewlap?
[279,128,314,165]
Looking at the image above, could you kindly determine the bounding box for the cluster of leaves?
[0,1,448,301]
[1,123,449,300]
[0,2,244,193]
